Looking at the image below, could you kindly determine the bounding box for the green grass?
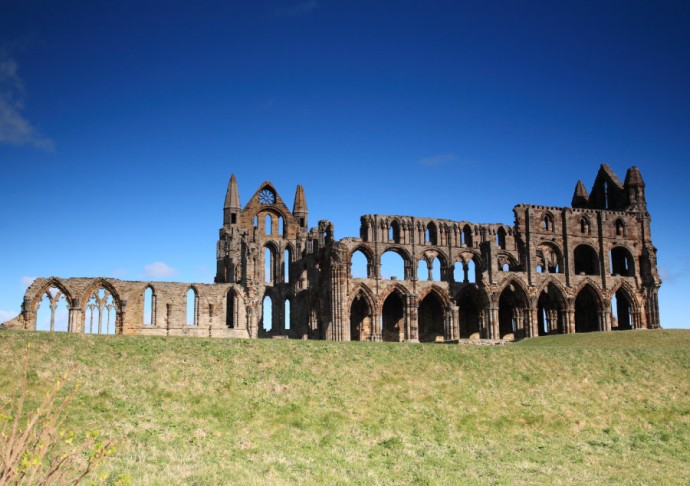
[1,329,689,485]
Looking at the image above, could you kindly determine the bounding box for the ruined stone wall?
[3,165,661,342]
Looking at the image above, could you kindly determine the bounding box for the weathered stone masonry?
[3,164,662,341]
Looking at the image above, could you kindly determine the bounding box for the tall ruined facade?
[4,165,661,341]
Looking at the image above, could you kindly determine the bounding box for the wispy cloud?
[143,261,178,279]
[0,310,18,323]
[659,264,688,284]
[275,0,319,17]
[20,276,36,288]
[419,153,458,167]
[0,49,53,150]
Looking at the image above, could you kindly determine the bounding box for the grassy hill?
[1,329,689,485]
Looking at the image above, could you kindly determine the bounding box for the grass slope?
[1,330,689,485]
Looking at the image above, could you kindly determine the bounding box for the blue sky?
[1,1,689,328]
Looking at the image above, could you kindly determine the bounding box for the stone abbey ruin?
[3,164,661,341]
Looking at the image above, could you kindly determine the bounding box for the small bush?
[0,348,113,485]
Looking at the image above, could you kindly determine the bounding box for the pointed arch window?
[186,288,198,326]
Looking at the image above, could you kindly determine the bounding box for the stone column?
[407,294,419,342]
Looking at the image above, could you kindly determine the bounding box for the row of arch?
[348,279,641,342]
[363,218,515,250]
[349,243,635,281]
[542,213,628,237]
[34,282,120,334]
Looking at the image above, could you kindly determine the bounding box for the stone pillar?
[487,305,499,339]
[407,294,419,342]
[450,304,460,340]
[372,313,382,341]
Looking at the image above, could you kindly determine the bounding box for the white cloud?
[20,276,36,288]
[0,49,53,150]
[275,0,319,17]
[0,310,18,323]
[143,262,178,279]
[420,153,457,167]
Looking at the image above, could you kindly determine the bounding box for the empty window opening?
[496,227,507,250]
[615,219,625,237]
[418,292,445,343]
[543,214,554,232]
[426,222,438,245]
[265,214,272,235]
[610,246,633,276]
[284,299,291,331]
[186,288,197,326]
[85,288,117,335]
[419,258,441,281]
[262,295,272,333]
[144,287,155,326]
[580,218,590,234]
[575,286,600,333]
[226,290,236,328]
[254,215,258,228]
[467,260,477,283]
[382,292,405,342]
[502,263,510,272]
[351,249,370,278]
[431,258,441,281]
[231,213,237,224]
[380,251,405,280]
[453,261,464,282]
[36,287,69,332]
[280,216,285,236]
[574,245,599,275]
[604,180,609,209]
[284,248,291,283]
[350,292,372,341]
[417,260,427,280]
[537,265,544,273]
[462,225,473,247]
[265,247,274,284]
[390,220,401,243]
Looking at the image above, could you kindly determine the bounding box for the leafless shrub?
[0,348,113,485]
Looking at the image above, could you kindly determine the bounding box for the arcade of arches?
[3,165,661,340]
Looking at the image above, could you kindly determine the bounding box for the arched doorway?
[418,291,445,342]
[498,283,528,339]
[382,291,405,342]
[575,285,602,333]
[350,290,373,341]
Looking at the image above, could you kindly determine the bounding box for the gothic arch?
[418,287,446,343]
[574,283,605,333]
[350,245,375,278]
[497,278,530,339]
[497,251,519,272]
[348,283,378,314]
[574,244,600,275]
[29,277,74,313]
[80,279,122,312]
[378,283,410,307]
[348,284,376,341]
[609,244,635,276]
[533,276,568,307]
[536,241,564,274]
[418,285,451,308]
